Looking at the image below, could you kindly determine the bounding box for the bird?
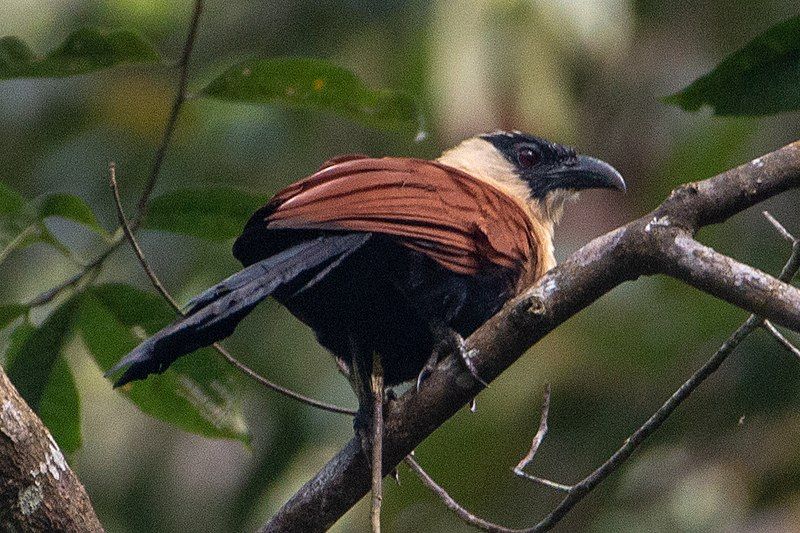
[106,130,624,524]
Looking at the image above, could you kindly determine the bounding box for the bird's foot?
[452,332,489,388]
[416,350,440,391]
[417,328,489,391]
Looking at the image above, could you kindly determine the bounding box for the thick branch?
[654,230,800,331]
[407,213,798,533]
[261,140,800,532]
[0,366,102,531]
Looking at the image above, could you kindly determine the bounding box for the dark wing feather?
[106,233,371,386]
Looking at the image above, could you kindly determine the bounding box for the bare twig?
[26,234,122,308]
[134,0,204,219]
[764,321,800,360]
[763,211,796,244]
[371,353,384,533]
[511,384,571,493]
[405,455,520,533]
[109,164,356,416]
[404,388,565,532]
[111,163,181,310]
[513,384,552,474]
[260,141,800,533]
[27,0,205,310]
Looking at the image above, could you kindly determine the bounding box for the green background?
[1,0,800,531]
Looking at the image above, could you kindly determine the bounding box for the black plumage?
[108,131,624,406]
[105,132,625,528]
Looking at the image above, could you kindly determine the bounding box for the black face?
[480,131,625,199]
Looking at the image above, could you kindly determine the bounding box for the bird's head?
[437,131,625,225]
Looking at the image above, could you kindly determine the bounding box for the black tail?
[105,233,371,387]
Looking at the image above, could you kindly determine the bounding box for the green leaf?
[39,356,82,453]
[78,284,249,443]
[0,28,161,80]
[0,304,27,330]
[664,15,800,115]
[5,301,82,452]
[37,193,106,235]
[0,182,35,259]
[5,298,80,409]
[201,57,425,135]
[0,224,38,264]
[144,188,267,241]
[0,185,100,260]
[35,224,76,258]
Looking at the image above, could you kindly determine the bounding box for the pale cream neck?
[437,137,560,276]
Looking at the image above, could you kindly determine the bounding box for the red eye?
[517,147,539,168]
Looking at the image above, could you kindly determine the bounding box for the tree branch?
[530,212,800,531]
[260,140,800,532]
[0,366,103,531]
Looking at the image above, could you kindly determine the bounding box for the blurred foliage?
[144,188,267,241]
[203,58,425,136]
[6,299,82,452]
[79,283,250,444]
[0,29,160,79]
[1,1,799,532]
[38,193,107,236]
[665,15,800,115]
[0,181,103,259]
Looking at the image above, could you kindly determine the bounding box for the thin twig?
[26,235,122,307]
[111,162,181,310]
[371,353,385,533]
[512,384,572,493]
[405,455,520,533]
[404,387,568,533]
[27,0,205,310]
[516,473,573,494]
[134,0,204,219]
[513,384,552,474]
[109,164,356,416]
[763,211,796,244]
[764,321,800,360]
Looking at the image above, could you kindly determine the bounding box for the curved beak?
[551,155,626,193]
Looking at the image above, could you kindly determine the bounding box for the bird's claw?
[462,353,489,388]
[416,329,489,391]
[416,352,438,392]
[453,333,489,388]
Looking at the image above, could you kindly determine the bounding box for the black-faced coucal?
[107,131,624,517]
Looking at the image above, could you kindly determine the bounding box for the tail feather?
[106,233,371,387]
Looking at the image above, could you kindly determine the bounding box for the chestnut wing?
[263,157,538,276]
